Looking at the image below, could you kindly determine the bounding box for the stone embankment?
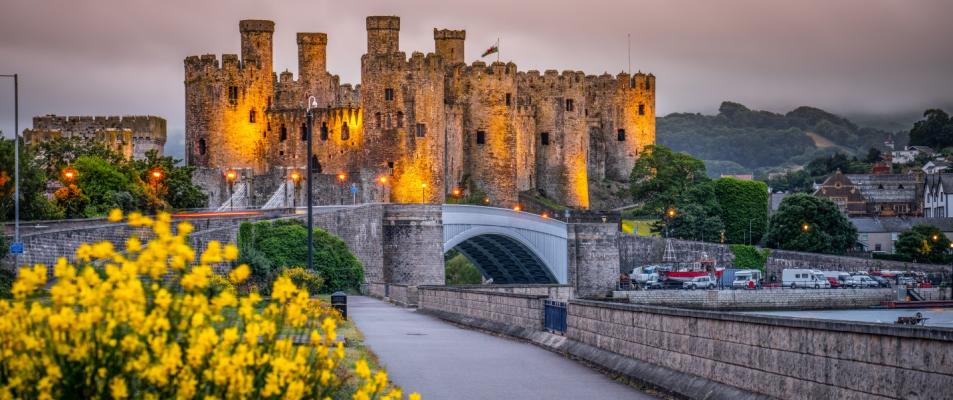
[613,288,901,310]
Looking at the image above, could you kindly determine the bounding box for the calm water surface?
[744,308,953,328]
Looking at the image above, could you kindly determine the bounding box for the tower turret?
[297,33,327,77]
[434,29,466,65]
[239,20,274,72]
[366,16,400,54]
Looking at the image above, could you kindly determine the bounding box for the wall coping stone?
[417,285,549,299]
[446,284,572,289]
[571,299,953,341]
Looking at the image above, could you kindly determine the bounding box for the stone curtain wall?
[417,286,546,331]
[614,288,896,310]
[619,236,948,277]
[568,223,621,298]
[296,205,386,283]
[568,300,953,400]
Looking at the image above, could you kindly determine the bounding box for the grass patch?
[622,219,658,236]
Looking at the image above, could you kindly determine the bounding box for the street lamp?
[149,167,164,212]
[513,204,522,212]
[62,167,77,183]
[377,176,388,203]
[225,169,238,211]
[337,173,347,205]
[802,223,810,233]
[289,171,302,208]
[1,73,19,263]
[420,183,428,204]
[483,197,490,205]
[665,208,677,238]
[306,95,318,272]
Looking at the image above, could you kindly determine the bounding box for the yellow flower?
[409,393,421,400]
[223,244,239,261]
[107,208,123,222]
[355,359,371,380]
[229,264,251,284]
[109,377,128,399]
[126,237,142,253]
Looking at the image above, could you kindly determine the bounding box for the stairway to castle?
[216,181,249,211]
[262,181,294,210]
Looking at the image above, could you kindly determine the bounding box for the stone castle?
[185,16,655,208]
[24,115,167,160]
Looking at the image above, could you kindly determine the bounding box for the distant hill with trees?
[657,101,907,175]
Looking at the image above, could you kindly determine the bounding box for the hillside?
[658,102,906,175]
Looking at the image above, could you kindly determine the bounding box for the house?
[853,217,953,253]
[924,173,953,217]
[922,160,951,174]
[814,171,922,217]
[891,145,935,165]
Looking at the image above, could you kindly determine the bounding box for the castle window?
[505,93,512,107]
[476,130,486,145]
[279,125,287,142]
[565,99,574,112]
[397,111,404,128]
[388,161,394,168]
[385,114,392,129]
[198,139,207,155]
[341,123,350,140]
[541,132,550,146]
[638,104,645,116]
[375,112,382,128]
[320,123,328,141]
[249,110,256,123]
[617,129,626,141]
[300,124,307,141]
[645,80,651,90]
[384,88,395,101]
[416,123,426,138]
[228,86,238,105]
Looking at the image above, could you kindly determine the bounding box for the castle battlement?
[185,16,656,209]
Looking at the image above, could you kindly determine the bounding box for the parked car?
[782,269,830,289]
[823,271,852,288]
[683,276,715,290]
[643,274,663,290]
[869,275,891,288]
[731,269,762,289]
[826,276,842,288]
[847,275,879,288]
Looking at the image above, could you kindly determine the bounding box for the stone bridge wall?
[569,299,953,400]
[613,288,898,310]
[417,286,546,331]
[619,236,949,278]
[445,284,573,300]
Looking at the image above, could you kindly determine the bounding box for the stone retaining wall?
[445,284,573,300]
[568,299,953,400]
[613,288,897,310]
[417,286,546,331]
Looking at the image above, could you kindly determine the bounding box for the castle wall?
[463,61,519,206]
[25,115,166,160]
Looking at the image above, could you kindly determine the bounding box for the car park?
[782,269,830,289]
[682,276,715,290]
[847,275,880,288]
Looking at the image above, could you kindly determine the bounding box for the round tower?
[239,20,274,72]
[297,33,327,78]
[464,61,520,207]
[434,29,466,65]
[366,16,400,54]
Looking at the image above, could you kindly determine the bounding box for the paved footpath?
[349,296,655,400]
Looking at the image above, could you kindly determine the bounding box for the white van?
[782,269,830,289]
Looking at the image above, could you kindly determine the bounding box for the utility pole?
[1,74,19,266]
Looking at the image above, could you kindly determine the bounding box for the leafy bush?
[0,211,415,399]
[765,194,857,254]
[729,244,770,271]
[282,267,325,296]
[238,220,364,293]
[714,178,768,244]
[445,250,482,285]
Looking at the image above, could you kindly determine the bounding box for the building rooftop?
[852,217,953,233]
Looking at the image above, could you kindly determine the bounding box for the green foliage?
[872,252,913,262]
[765,194,858,254]
[651,181,724,241]
[729,244,770,271]
[132,150,208,210]
[54,184,90,219]
[629,144,709,215]
[702,160,749,179]
[658,101,899,170]
[714,178,768,244]
[237,220,364,293]
[0,138,59,221]
[444,250,483,285]
[908,109,953,149]
[73,155,143,214]
[0,267,12,299]
[34,137,124,178]
[281,267,325,296]
[766,152,872,193]
[894,224,951,263]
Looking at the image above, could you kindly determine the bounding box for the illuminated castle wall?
[184,17,655,209]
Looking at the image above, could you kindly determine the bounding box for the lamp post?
[377,176,388,203]
[665,207,677,238]
[149,167,164,213]
[289,171,302,208]
[337,173,347,205]
[306,96,318,272]
[225,169,237,211]
[1,74,19,263]
[420,183,427,204]
[62,167,77,184]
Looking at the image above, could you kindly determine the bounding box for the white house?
[924,173,953,217]
[923,160,951,174]
[892,145,936,165]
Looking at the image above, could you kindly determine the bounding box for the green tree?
[714,177,768,244]
[765,194,857,254]
[238,220,364,293]
[908,109,953,149]
[444,250,483,285]
[132,150,208,210]
[629,144,709,215]
[73,155,144,214]
[651,181,724,241]
[54,184,90,219]
[0,138,60,221]
[894,224,951,263]
[729,244,770,271]
[34,137,124,178]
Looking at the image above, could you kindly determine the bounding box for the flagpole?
[627,33,631,74]
[496,37,500,63]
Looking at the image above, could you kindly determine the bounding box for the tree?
[73,155,144,214]
[765,194,857,254]
[445,250,482,285]
[0,138,60,221]
[894,224,951,263]
[651,181,724,241]
[54,184,90,219]
[238,220,364,293]
[34,137,124,178]
[908,109,953,149]
[132,150,208,210]
[714,178,768,244]
[629,144,709,215]
[864,148,882,163]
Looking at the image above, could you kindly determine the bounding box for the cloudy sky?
[1,0,952,159]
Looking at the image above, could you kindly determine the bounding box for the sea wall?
[612,288,896,310]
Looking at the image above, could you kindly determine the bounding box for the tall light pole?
[306,96,318,271]
[225,170,237,211]
[337,173,347,205]
[290,171,301,209]
[665,208,677,238]
[421,183,427,204]
[1,74,19,262]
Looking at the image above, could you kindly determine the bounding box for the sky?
[1,0,952,160]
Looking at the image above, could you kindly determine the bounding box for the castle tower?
[297,32,335,106]
[240,20,274,72]
[434,29,466,65]
[366,16,400,54]
[604,71,656,180]
[463,61,520,206]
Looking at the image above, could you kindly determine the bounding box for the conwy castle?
[185,16,655,208]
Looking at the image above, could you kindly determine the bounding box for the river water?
[743,308,953,328]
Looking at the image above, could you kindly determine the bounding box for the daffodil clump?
[0,210,418,400]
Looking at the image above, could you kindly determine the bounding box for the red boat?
[657,242,723,283]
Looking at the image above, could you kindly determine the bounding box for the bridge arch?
[442,205,569,284]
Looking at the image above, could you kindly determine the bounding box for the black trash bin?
[331,291,347,320]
